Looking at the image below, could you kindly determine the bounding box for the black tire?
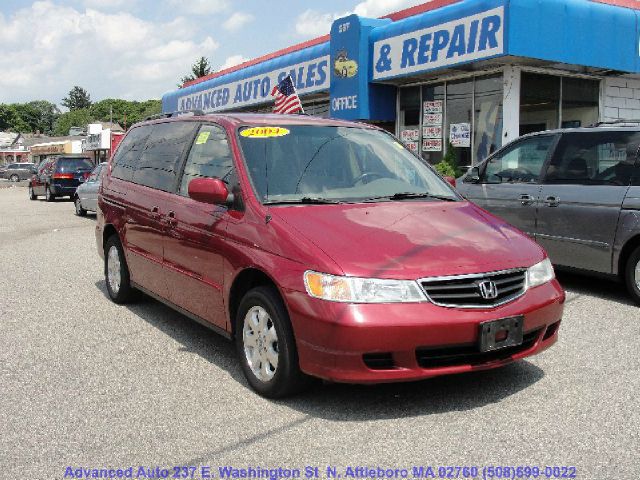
[625,246,640,306]
[28,186,36,200]
[235,286,312,398]
[74,197,87,216]
[45,185,56,202]
[9,174,19,182]
[104,235,136,304]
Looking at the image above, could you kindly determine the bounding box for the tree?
[62,86,92,111]
[89,98,162,129]
[0,104,23,131]
[179,57,213,86]
[53,108,94,136]
[19,101,60,134]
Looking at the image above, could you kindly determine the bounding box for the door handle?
[520,194,535,206]
[544,196,560,207]
[150,206,160,219]
[165,210,177,227]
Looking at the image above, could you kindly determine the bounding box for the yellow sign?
[240,127,290,138]
[30,143,66,155]
[195,131,210,145]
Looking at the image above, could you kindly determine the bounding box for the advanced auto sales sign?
[373,6,504,80]
[177,56,330,113]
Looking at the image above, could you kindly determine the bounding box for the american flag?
[271,75,304,114]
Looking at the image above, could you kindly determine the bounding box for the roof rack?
[589,119,640,127]
[144,109,205,121]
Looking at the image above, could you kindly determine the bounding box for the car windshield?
[57,158,93,172]
[237,125,457,204]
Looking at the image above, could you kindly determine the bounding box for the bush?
[434,160,457,177]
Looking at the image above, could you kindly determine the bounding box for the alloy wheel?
[75,198,82,215]
[635,258,640,291]
[243,306,279,382]
[107,245,122,295]
[10,174,19,182]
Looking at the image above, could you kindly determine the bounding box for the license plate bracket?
[479,316,524,352]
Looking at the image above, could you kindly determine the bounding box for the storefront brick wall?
[603,77,640,121]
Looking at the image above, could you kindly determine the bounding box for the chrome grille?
[420,269,527,308]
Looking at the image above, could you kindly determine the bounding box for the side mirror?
[463,167,481,184]
[444,176,456,188]
[188,177,231,205]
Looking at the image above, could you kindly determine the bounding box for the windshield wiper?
[364,192,457,202]
[264,197,342,205]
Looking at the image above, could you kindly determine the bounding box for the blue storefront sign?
[372,5,504,81]
[329,14,396,121]
[176,56,329,113]
[162,0,640,122]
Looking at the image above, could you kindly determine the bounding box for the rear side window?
[111,125,153,182]
[178,124,234,196]
[56,158,93,172]
[132,122,197,192]
[545,131,640,186]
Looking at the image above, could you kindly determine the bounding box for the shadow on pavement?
[555,270,634,307]
[95,280,545,421]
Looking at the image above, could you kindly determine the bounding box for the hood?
[271,200,544,279]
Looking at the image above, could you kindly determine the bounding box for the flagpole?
[286,74,304,115]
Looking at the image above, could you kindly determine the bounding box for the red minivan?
[96,114,565,397]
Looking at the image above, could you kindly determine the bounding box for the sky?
[0,0,428,106]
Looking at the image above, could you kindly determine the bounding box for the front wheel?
[74,197,87,216]
[235,286,312,398]
[104,235,136,304]
[28,186,36,200]
[625,246,640,306]
[9,174,19,182]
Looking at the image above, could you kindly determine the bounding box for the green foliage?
[436,140,463,177]
[434,160,457,177]
[179,56,213,86]
[0,101,59,134]
[53,109,94,136]
[62,86,92,111]
[89,99,162,128]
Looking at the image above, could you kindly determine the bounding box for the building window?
[399,73,503,169]
[446,79,473,169]
[398,87,421,156]
[474,75,503,163]
[561,77,599,128]
[520,73,599,135]
[421,84,445,164]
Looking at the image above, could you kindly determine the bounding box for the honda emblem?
[478,280,499,300]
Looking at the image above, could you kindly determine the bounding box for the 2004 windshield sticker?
[240,127,290,138]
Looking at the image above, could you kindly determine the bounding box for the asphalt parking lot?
[0,185,638,480]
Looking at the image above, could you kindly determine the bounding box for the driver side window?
[483,135,555,184]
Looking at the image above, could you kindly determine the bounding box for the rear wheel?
[104,235,136,304]
[625,246,640,306]
[235,286,312,398]
[9,174,19,182]
[45,185,56,202]
[74,197,87,216]
[28,186,36,200]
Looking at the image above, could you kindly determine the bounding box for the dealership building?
[162,0,640,169]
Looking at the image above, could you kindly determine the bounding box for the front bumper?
[286,279,564,383]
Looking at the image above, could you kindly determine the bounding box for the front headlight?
[526,258,555,288]
[304,271,427,303]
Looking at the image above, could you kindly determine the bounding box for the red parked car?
[96,113,565,398]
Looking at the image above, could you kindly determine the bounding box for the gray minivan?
[457,126,640,305]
